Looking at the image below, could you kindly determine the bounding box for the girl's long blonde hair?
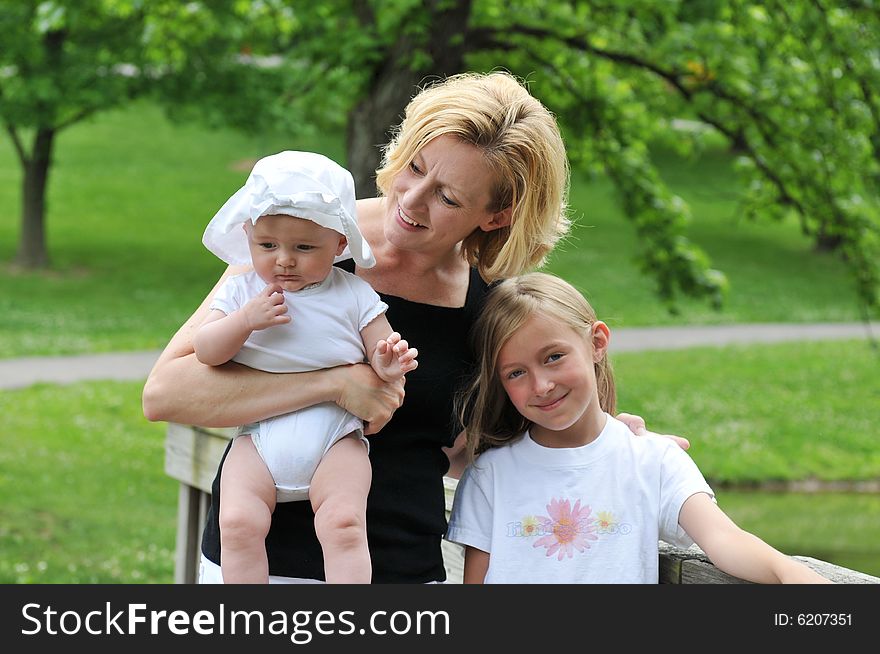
[375,72,570,282]
[457,273,616,460]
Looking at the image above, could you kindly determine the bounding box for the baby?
[195,151,417,583]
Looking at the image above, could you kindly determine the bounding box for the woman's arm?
[142,266,405,431]
[443,431,468,480]
[679,493,831,584]
[463,546,490,584]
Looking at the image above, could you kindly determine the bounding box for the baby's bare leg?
[219,435,277,583]
[309,434,371,583]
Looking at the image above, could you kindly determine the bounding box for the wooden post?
[165,423,234,583]
[173,485,202,584]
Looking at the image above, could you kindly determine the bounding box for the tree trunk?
[15,28,65,269]
[814,229,844,254]
[346,61,423,198]
[15,128,55,269]
[346,0,472,198]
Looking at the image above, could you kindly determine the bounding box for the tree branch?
[55,107,98,133]
[474,23,791,150]
[3,122,28,165]
[472,23,811,214]
[469,24,694,99]
[695,111,807,218]
[277,63,330,105]
[0,82,30,164]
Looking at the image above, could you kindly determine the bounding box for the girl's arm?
[142,266,405,431]
[679,493,831,584]
[463,546,490,584]
[443,431,468,480]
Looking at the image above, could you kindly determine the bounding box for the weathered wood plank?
[790,555,880,584]
[658,542,880,584]
[164,423,234,493]
[659,542,750,584]
[682,559,752,584]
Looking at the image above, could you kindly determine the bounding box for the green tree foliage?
[466,0,880,311]
[0,0,369,269]
[0,0,266,268]
[0,0,151,267]
[2,0,877,316]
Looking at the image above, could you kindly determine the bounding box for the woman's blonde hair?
[375,71,570,281]
[457,272,616,460]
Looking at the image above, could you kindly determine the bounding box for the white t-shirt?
[446,414,714,583]
[210,267,388,373]
[210,267,388,502]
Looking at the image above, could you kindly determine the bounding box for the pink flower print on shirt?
[533,498,598,560]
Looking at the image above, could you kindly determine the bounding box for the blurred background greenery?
[1,1,877,582]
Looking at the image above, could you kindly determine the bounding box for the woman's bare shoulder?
[355,197,386,243]
[356,197,384,220]
[356,196,383,209]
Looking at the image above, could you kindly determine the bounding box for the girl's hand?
[333,363,405,435]
[241,283,290,331]
[616,412,690,450]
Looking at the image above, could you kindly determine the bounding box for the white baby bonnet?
[202,150,375,268]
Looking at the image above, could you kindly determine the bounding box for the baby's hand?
[241,283,291,331]
[372,332,418,382]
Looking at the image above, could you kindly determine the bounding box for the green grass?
[0,101,871,358]
[0,381,175,583]
[613,339,880,483]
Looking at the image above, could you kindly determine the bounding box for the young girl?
[447,272,830,584]
[194,151,417,583]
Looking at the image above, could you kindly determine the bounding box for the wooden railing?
[165,424,879,584]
